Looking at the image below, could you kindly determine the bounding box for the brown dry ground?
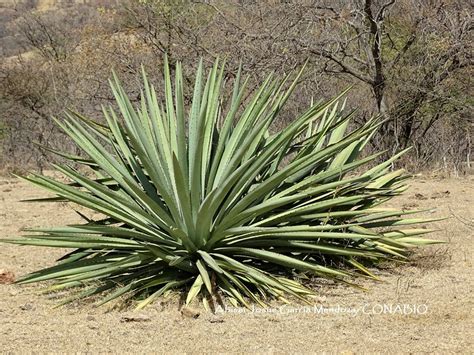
[0,175,473,354]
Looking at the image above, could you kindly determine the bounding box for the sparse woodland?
[0,0,472,173]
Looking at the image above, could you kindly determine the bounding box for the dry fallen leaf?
[120,314,151,323]
[0,270,15,284]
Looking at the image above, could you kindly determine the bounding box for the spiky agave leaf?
[5,58,442,309]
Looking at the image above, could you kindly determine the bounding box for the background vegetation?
[0,0,472,173]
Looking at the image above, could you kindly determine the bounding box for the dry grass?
[0,175,473,353]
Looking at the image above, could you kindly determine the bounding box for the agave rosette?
[6,58,441,309]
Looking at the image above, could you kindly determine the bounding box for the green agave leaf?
[196,259,213,294]
[185,274,204,305]
[217,247,347,278]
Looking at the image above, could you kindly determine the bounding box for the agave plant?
[6,58,440,309]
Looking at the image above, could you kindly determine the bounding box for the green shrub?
[6,58,440,309]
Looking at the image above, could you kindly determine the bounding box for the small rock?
[431,190,450,199]
[20,303,33,311]
[181,306,200,319]
[86,315,96,322]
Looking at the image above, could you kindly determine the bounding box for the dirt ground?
[0,174,473,354]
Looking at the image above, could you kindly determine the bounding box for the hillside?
[0,0,116,57]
